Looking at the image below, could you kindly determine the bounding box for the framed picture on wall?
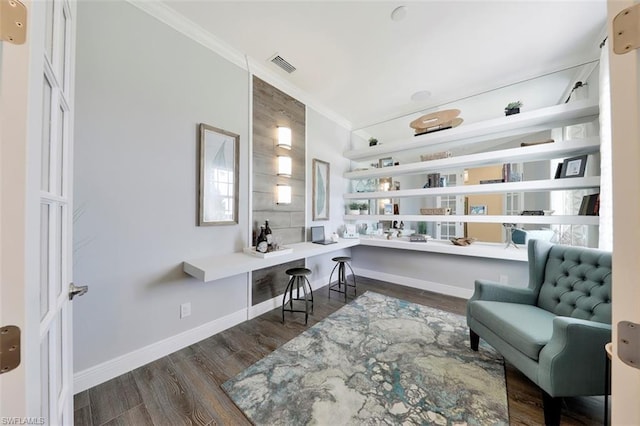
[469,204,487,215]
[559,155,588,178]
[312,158,330,220]
[198,123,239,226]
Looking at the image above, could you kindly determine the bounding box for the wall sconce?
[277,155,292,177]
[276,184,292,204]
[277,126,292,150]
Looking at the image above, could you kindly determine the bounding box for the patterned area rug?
[222,291,508,425]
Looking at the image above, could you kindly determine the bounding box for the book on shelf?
[521,210,545,215]
[579,193,600,216]
[480,178,505,184]
[520,138,554,147]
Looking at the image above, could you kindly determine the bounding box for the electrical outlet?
[180,302,191,319]
[499,275,508,285]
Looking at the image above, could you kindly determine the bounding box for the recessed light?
[411,90,432,102]
[391,6,407,22]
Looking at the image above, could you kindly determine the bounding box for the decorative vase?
[505,108,520,116]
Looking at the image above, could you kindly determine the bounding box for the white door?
[607,0,640,424]
[0,0,78,424]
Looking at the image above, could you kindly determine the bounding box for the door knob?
[69,282,88,300]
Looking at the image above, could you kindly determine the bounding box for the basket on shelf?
[420,207,451,215]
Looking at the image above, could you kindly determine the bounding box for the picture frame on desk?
[559,155,588,178]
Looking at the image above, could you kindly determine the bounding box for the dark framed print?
[559,155,588,178]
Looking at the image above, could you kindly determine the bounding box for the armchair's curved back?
[529,240,612,324]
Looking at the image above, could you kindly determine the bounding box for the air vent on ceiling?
[270,54,296,74]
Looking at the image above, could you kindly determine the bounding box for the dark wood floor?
[74,277,603,426]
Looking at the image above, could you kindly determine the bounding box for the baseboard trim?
[353,268,474,300]
[74,272,467,393]
[73,308,247,394]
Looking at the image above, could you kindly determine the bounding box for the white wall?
[352,246,528,299]
[304,108,353,279]
[73,1,250,378]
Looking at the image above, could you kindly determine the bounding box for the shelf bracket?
[613,3,640,55]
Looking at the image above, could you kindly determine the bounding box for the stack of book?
[579,193,600,215]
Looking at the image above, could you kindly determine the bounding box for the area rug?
[222,291,508,425]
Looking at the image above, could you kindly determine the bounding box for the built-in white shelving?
[344,176,600,200]
[344,138,600,180]
[344,214,599,226]
[344,99,599,161]
[343,99,602,230]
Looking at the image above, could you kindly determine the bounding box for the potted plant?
[348,202,361,215]
[359,202,369,215]
[368,137,378,147]
[504,101,522,116]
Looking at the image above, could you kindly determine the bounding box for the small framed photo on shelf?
[559,155,588,178]
[469,204,487,215]
[379,157,394,168]
[383,203,393,215]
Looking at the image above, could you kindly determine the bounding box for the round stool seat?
[331,256,351,262]
[286,267,312,277]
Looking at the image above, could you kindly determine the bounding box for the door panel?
[0,0,76,422]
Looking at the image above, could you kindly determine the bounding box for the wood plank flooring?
[74,277,603,425]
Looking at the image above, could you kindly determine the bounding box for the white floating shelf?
[344,176,600,200]
[344,138,600,180]
[357,238,528,262]
[344,99,599,161]
[344,214,599,225]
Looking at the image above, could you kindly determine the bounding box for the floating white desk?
[183,239,360,282]
[183,237,527,282]
[358,237,528,262]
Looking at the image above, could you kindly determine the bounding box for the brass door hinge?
[0,325,21,374]
[0,0,27,45]
[613,4,640,55]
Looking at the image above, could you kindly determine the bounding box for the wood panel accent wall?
[252,77,306,306]
[252,76,306,244]
[252,259,305,306]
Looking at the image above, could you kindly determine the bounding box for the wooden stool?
[282,267,313,324]
[328,256,356,302]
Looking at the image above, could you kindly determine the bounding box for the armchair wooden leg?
[470,329,479,351]
[541,391,562,426]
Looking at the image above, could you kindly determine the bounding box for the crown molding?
[126,0,352,131]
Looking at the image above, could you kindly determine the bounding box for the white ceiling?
[162,1,606,130]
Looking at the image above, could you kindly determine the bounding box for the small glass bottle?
[256,226,268,253]
[265,220,273,251]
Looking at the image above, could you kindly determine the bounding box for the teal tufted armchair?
[467,239,612,425]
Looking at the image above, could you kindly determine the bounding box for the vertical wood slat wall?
[252,77,306,305]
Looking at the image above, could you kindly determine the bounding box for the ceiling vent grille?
[270,54,296,74]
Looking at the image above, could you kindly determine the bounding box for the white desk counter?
[358,237,528,262]
[183,239,360,282]
[183,237,527,283]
